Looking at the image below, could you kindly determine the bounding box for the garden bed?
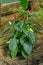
[0,0,43,65]
[0,13,43,65]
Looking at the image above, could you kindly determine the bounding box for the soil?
[0,14,43,65]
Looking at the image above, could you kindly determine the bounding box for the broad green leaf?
[11,46,18,57]
[19,0,28,10]
[14,24,20,31]
[20,36,25,45]
[22,27,36,44]
[23,42,32,55]
[14,21,24,31]
[28,20,34,25]
[9,36,18,57]
[25,12,30,17]
[14,18,22,31]
[20,35,25,43]
[22,49,28,58]
[14,22,21,31]
[20,36,32,55]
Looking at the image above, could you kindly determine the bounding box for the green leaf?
[14,19,22,31]
[20,35,25,45]
[23,42,32,55]
[25,12,30,17]
[20,36,32,56]
[22,27,36,44]
[9,36,18,57]
[11,46,18,57]
[28,20,34,25]
[19,0,28,10]
[14,21,24,32]
[14,24,20,31]
[22,49,28,58]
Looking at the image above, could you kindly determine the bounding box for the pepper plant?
[3,0,41,58]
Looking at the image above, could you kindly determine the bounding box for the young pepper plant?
[3,0,41,58]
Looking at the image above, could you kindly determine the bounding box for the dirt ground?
[0,14,43,65]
